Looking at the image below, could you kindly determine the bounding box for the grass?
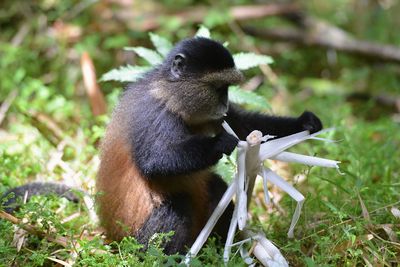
[1,0,400,266]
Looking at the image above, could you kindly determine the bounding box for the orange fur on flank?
[96,120,212,241]
[96,120,161,240]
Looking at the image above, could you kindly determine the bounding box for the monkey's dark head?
[151,37,244,124]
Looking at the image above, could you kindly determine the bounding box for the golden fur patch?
[96,122,163,240]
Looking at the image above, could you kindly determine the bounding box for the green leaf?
[233,52,273,70]
[228,86,269,110]
[149,33,173,58]
[195,25,211,39]
[100,65,150,82]
[124,47,163,65]
[215,154,236,183]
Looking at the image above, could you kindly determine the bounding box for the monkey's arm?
[225,104,322,140]
[132,113,238,179]
[135,133,237,179]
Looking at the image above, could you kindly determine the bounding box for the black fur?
[162,37,235,78]
[129,93,237,178]
[2,182,79,213]
[135,175,233,255]
[226,104,323,140]
[135,193,193,254]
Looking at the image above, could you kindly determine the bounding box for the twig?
[0,211,69,247]
[0,90,18,126]
[119,4,299,31]
[243,15,400,64]
[22,110,65,146]
[11,23,30,46]
[365,227,400,249]
[0,210,107,256]
[230,4,299,20]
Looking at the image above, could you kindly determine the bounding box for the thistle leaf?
[124,47,163,65]
[149,33,173,58]
[195,25,211,39]
[228,86,269,109]
[233,52,273,70]
[100,65,150,82]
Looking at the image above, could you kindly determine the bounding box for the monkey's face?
[178,79,229,123]
[187,69,243,122]
[153,37,244,124]
[155,64,243,124]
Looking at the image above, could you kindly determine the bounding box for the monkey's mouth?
[216,99,229,118]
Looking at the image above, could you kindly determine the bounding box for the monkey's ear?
[171,53,186,78]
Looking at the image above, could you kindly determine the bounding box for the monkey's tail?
[1,182,80,214]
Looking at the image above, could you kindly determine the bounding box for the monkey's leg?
[135,193,193,255]
[207,174,234,241]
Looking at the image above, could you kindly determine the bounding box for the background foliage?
[0,0,399,266]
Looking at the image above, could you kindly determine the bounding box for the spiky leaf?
[228,86,269,110]
[100,65,150,82]
[149,33,173,58]
[195,25,211,39]
[124,47,163,65]
[233,53,273,70]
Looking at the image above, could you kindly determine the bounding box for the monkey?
[95,37,322,254]
[1,37,322,255]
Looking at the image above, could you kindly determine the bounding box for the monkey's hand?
[297,111,323,134]
[214,131,239,156]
